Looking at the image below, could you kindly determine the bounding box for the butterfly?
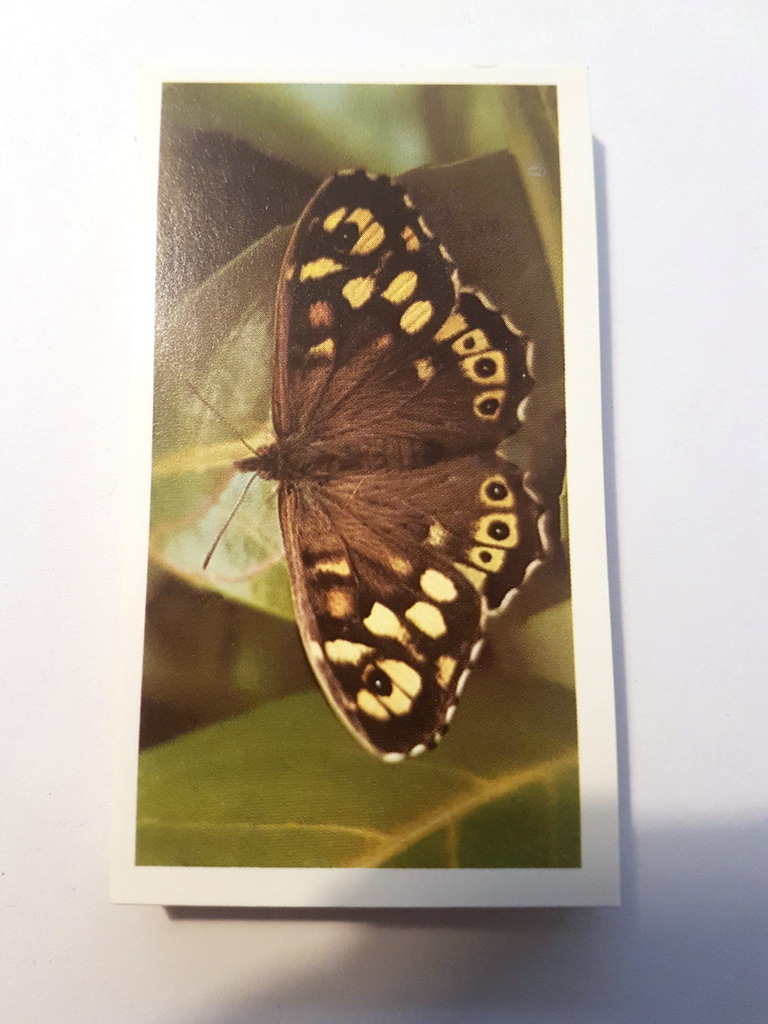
[233,169,550,762]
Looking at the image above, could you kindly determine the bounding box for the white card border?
[111,65,619,907]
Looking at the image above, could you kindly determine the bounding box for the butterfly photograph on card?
[139,83,579,870]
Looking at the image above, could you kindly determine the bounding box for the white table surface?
[2,2,765,1021]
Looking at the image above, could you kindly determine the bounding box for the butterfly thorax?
[235,443,282,480]
[235,434,447,482]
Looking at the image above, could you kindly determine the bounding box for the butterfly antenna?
[202,470,260,570]
[186,381,260,456]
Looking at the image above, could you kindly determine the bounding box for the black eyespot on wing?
[478,397,500,417]
[365,668,393,696]
[488,519,510,541]
[486,480,507,501]
[474,357,497,378]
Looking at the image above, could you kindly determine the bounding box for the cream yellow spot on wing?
[461,350,506,386]
[453,561,486,592]
[323,206,347,232]
[378,659,421,698]
[452,329,490,356]
[417,215,433,239]
[414,357,435,382]
[475,513,519,549]
[300,258,343,281]
[455,668,470,696]
[420,568,458,603]
[324,639,373,665]
[382,270,418,304]
[390,555,411,576]
[356,689,390,720]
[342,276,376,308]
[400,300,434,335]
[427,520,447,547]
[435,655,457,689]
[313,557,351,576]
[473,390,505,421]
[347,209,385,255]
[363,602,409,643]
[480,475,514,508]
[307,337,334,359]
[308,300,334,328]
[405,601,447,638]
[325,588,353,618]
[352,221,385,255]
[467,545,506,572]
[401,225,420,251]
[379,685,412,716]
[470,638,484,663]
[346,207,373,230]
[434,311,468,342]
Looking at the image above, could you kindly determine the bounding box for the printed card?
[112,68,619,906]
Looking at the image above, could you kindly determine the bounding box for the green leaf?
[137,618,579,868]
[149,225,292,617]
[141,575,316,732]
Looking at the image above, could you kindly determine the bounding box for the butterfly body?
[237,170,549,761]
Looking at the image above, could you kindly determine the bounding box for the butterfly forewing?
[273,171,457,437]
[273,172,532,454]
[262,170,546,759]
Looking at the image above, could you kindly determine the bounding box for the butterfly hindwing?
[278,453,543,759]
